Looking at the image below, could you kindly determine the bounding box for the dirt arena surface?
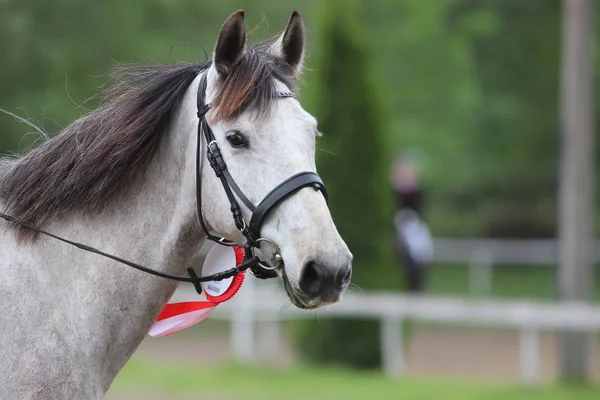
[131,328,599,381]
[406,329,599,382]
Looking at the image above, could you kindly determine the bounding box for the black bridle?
[0,70,328,295]
[194,71,328,280]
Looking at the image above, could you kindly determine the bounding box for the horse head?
[199,11,353,309]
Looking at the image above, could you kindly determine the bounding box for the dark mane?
[0,38,297,239]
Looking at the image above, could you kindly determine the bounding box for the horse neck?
[36,76,205,388]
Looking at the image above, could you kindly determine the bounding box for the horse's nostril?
[299,261,322,296]
[299,261,350,300]
[337,266,352,288]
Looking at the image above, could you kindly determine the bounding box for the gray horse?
[0,10,352,399]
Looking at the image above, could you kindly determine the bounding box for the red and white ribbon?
[148,245,245,337]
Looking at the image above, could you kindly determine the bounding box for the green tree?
[448,0,562,238]
[292,0,397,369]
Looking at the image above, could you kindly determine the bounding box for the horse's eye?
[226,131,248,148]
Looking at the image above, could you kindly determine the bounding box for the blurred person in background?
[390,152,434,293]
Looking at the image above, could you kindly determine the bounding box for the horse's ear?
[272,11,306,74]
[213,10,247,76]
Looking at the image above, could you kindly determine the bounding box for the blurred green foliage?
[111,358,600,400]
[1,0,595,239]
[362,0,565,238]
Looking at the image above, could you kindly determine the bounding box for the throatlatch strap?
[0,211,253,285]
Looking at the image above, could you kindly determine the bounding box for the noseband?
[195,71,328,279]
[0,70,328,294]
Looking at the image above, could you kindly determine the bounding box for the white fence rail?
[199,237,600,265]
[434,237,600,296]
[172,281,600,385]
[183,238,600,384]
[198,238,600,296]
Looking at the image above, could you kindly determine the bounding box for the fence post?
[520,327,542,385]
[231,276,256,363]
[469,249,493,297]
[259,316,282,363]
[381,314,404,378]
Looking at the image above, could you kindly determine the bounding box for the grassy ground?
[107,263,600,399]
[109,358,599,400]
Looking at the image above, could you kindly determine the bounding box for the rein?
[0,212,249,291]
[0,70,328,295]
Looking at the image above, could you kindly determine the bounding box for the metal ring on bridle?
[251,237,283,271]
[239,218,248,232]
